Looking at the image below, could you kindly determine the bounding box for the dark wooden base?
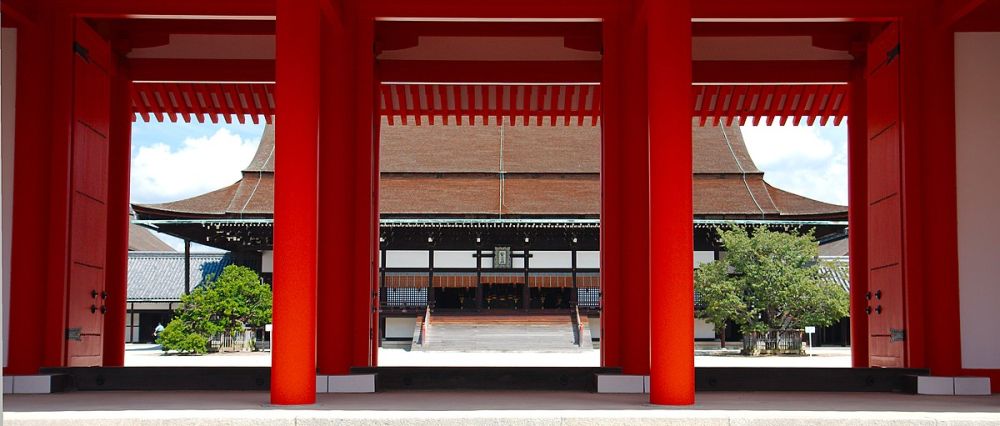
[44,366,927,393]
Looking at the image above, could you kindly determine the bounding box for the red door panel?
[866,23,906,368]
[65,21,111,367]
[66,263,104,335]
[869,196,902,269]
[868,126,900,202]
[869,264,904,335]
[866,61,900,138]
[870,335,904,367]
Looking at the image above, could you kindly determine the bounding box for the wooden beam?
[692,0,912,21]
[129,58,275,82]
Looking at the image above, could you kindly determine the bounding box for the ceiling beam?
[64,0,275,19]
[692,0,913,21]
[129,59,275,82]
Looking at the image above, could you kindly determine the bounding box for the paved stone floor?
[124,344,852,368]
[4,390,999,425]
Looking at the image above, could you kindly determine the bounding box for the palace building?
[131,120,848,342]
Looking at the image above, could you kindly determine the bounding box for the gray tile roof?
[127,252,233,301]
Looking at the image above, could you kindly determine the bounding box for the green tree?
[694,226,849,338]
[157,265,272,354]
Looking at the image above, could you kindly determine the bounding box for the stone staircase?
[417,313,583,352]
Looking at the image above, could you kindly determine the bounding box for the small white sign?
[805,326,816,334]
[265,324,273,332]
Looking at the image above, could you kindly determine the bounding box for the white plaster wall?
[260,250,274,273]
[577,251,600,268]
[694,251,715,269]
[694,318,716,340]
[433,251,476,268]
[384,317,417,339]
[530,251,572,268]
[386,250,429,268]
[955,32,1000,369]
[2,28,17,369]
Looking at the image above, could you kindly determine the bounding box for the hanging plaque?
[494,246,512,269]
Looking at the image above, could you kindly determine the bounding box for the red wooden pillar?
[352,6,377,369]
[620,0,651,376]
[847,65,870,368]
[599,11,623,369]
[103,58,132,367]
[43,7,76,369]
[272,0,321,405]
[911,11,960,376]
[648,0,695,405]
[6,7,55,375]
[317,0,355,376]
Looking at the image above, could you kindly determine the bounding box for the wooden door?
[866,23,906,368]
[65,22,111,366]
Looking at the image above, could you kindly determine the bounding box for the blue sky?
[130,120,847,251]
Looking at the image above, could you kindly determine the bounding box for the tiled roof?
[128,224,175,252]
[127,252,233,301]
[133,119,846,220]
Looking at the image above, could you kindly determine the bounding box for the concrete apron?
[4,390,1000,425]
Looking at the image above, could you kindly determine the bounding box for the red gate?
[65,21,112,366]
[866,23,906,368]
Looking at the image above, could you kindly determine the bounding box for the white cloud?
[740,124,848,206]
[130,128,259,204]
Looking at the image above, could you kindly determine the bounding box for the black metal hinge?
[66,328,82,341]
[72,41,91,63]
[886,43,901,65]
[890,328,906,342]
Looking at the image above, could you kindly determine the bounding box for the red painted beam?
[65,0,275,18]
[366,0,613,19]
[693,60,853,83]
[379,60,851,85]
[692,0,912,20]
[129,59,275,83]
[378,60,601,84]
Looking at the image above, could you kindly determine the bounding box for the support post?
[599,12,623,369]
[5,7,56,375]
[648,0,695,405]
[523,246,531,310]
[848,65,870,368]
[272,0,320,405]
[317,0,355,375]
[620,2,651,374]
[102,60,132,367]
[475,246,483,311]
[352,6,377,368]
[428,246,435,309]
[183,240,191,294]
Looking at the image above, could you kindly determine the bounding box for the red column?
[352,8,377,368]
[847,68,869,368]
[272,0,321,405]
[911,12,960,376]
[43,7,76,369]
[598,12,622,369]
[5,8,55,376]
[620,1,651,376]
[648,0,694,405]
[317,1,354,376]
[103,59,132,367]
